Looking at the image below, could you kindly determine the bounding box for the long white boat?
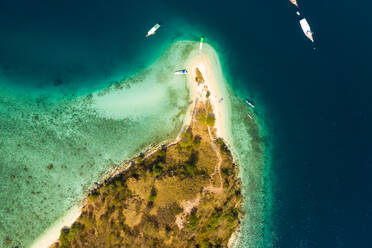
[146,23,160,37]
[199,36,204,51]
[174,69,187,75]
[299,18,314,42]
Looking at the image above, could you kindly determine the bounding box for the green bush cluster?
[151,162,164,177]
[88,189,100,201]
[188,213,198,230]
[157,149,166,159]
[198,111,215,127]
[179,131,200,151]
[183,163,197,176]
[148,187,157,202]
[221,167,232,176]
[59,222,83,247]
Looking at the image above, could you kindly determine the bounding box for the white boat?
[245,98,255,108]
[199,36,204,51]
[146,23,160,37]
[296,11,301,16]
[174,69,187,75]
[299,18,314,42]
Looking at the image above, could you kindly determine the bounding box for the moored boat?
[299,18,314,42]
[199,36,205,51]
[174,69,188,75]
[245,98,255,108]
[146,23,160,37]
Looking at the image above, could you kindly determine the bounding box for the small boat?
[299,18,314,42]
[146,23,160,37]
[174,69,187,75]
[245,98,255,108]
[199,36,205,51]
[296,11,301,16]
[289,0,298,7]
[247,114,254,120]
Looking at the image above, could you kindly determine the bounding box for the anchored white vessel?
[299,18,314,42]
[174,69,187,75]
[245,98,255,109]
[199,36,204,51]
[146,23,160,37]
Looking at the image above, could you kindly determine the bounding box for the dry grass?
[52,101,242,248]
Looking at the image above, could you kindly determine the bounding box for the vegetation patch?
[52,101,241,248]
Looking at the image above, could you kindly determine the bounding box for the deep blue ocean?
[1,0,371,247]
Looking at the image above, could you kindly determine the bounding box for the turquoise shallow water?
[0,41,270,248]
[0,42,197,247]
[0,2,271,246]
[228,91,273,247]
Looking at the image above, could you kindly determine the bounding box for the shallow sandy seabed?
[0,40,268,248]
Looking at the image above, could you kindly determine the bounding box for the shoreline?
[30,41,235,248]
[30,204,82,248]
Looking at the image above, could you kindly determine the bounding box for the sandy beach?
[185,44,231,143]
[30,204,82,248]
[30,41,232,248]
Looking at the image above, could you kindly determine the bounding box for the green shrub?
[188,214,198,230]
[148,187,157,202]
[205,114,215,126]
[198,111,215,127]
[179,131,195,151]
[148,194,156,202]
[88,190,100,201]
[59,222,83,247]
[151,162,164,177]
[199,240,211,248]
[221,167,232,176]
[183,163,197,176]
[157,150,166,158]
[59,227,70,247]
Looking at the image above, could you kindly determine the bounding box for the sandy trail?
[203,126,223,194]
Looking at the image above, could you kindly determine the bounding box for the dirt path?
[203,126,223,194]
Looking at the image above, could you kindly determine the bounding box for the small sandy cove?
[31,41,231,248]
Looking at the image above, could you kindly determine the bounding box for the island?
[48,45,243,248]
